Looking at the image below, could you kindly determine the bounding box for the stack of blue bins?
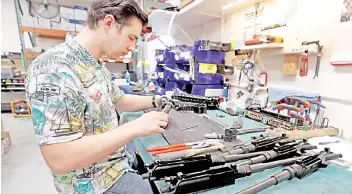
[152,47,193,95]
[191,40,225,96]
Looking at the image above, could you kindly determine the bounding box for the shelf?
[242,43,284,50]
[1,87,26,91]
[148,0,266,37]
[101,57,133,63]
[24,51,41,60]
[3,83,25,85]
[283,51,318,55]
[20,26,76,40]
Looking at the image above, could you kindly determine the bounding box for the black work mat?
[163,110,241,151]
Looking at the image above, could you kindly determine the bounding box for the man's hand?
[155,95,163,108]
[130,111,169,137]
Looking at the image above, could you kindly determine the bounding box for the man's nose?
[128,44,136,52]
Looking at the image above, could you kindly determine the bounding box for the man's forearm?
[40,122,138,174]
[115,94,158,112]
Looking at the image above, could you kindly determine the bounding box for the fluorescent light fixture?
[222,0,245,10]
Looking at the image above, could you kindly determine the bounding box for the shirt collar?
[66,37,102,69]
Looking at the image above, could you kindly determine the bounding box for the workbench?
[122,110,352,194]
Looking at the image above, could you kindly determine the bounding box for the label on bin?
[184,74,190,81]
[199,63,217,74]
[158,72,164,78]
[158,55,163,61]
[181,52,191,59]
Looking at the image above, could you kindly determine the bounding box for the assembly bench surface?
[122,110,352,194]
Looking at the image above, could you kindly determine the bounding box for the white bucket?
[219,101,237,115]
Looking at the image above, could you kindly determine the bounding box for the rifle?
[142,140,315,181]
[226,134,294,155]
[159,155,312,193]
[238,148,342,194]
[236,139,316,165]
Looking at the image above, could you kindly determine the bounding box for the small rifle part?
[225,134,293,155]
[202,114,228,129]
[171,93,219,109]
[238,148,342,194]
[160,155,309,193]
[236,140,316,165]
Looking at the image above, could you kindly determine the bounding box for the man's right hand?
[130,111,169,137]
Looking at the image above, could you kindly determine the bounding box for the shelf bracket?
[193,12,222,18]
[175,24,193,45]
[167,12,177,36]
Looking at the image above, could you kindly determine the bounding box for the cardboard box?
[22,15,38,27]
[60,7,75,20]
[69,19,85,32]
[74,5,88,21]
[51,20,75,31]
[1,131,12,157]
[37,17,51,29]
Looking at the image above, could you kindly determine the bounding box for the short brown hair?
[86,0,148,29]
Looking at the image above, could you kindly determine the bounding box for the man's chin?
[105,54,121,60]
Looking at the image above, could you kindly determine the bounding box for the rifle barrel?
[237,171,291,194]
[223,151,268,162]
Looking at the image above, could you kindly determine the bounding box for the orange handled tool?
[146,141,211,156]
[146,143,187,152]
[299,50,308,77]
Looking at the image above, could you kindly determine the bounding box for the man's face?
[102,16,142,59]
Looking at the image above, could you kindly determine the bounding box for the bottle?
[259,71,267,87]
[125,70,130,84]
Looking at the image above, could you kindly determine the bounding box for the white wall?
[182,0,352,139]
[175,18,222,46]
[1,0,22,53]
[230,0,352,140]
[1,0,91,53]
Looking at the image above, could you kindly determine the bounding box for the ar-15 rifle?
[226,134,293,155]
[159,155,314,193]
[142,140,314,181]
[237,139,316,165]
[238,148,342,194]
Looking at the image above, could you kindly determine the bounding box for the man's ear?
[103,14,115,31]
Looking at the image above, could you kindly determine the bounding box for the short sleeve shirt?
[25,38,133,194]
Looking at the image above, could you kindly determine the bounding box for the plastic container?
[191,84,224,96]
[192,40,225,64]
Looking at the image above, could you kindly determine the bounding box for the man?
[25,0,168,193]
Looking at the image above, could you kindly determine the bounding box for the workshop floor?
[1,113,56,194]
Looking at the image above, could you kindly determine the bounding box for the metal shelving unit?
[14,0,27,70]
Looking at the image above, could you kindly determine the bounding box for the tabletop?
[122,110,352,194]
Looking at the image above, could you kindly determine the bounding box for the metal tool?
[146,140,212,156]
[180,124,198,131]
[204,132,225,139]
[201,114,228,129]
[272,104,300,113]
[320,117,329,128]
[302,40,323,79]
[299,50,308,77]
[156,140,226,161]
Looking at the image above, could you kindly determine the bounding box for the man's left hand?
[155,95,163,108]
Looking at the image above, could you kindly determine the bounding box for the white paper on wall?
[330,21,352,66]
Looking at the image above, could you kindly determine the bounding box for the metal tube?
[223,151,268,163]
[226,144,256,155]
[236,151,277,166]
[238,171,292,194]
[249,156,307,173]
